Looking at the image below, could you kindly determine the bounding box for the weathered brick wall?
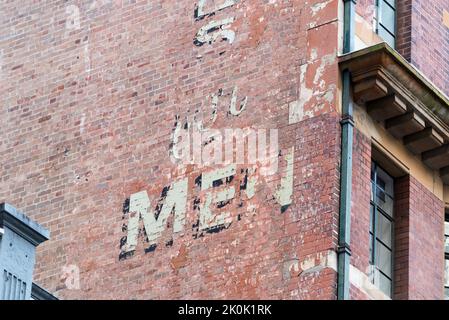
[349,129,372,300]
[406,176,445,299]
[0,0,342,299]
[395,0,412,61]
[393,175,411,300]
[393,175,445,300]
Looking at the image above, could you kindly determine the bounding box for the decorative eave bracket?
[339,43,449,184]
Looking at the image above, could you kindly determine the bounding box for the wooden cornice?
[339,43,449,184]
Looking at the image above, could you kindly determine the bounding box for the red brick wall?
[349,129,372,300]
[410,0,449,95]
[406,176,445,299]
[396,0,412,61]
[393,175,411,299]
[0,0,342,299]
[394,175,446,300]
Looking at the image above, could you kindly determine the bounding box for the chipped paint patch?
[283,258,300,280]
[299,250,337,275]
[288,64,313,124]
[199,165,236,230]
[119,157,296,259]
[65,5,80,31]
[194,18,236,46]
[311,0,332,16]
[274,147,294,211]
[283,251,337,281]
[228,86,248,116]
[289,51,337,124]
[245,168,257,199]
[83,42,91,75]
[313,53,336,89]
[121,179,188,255]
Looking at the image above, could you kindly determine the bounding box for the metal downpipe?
[337,0,356,300]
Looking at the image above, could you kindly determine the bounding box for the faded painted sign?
[194,0,238,46]
[119,149,294,259]
[118,0,298,261]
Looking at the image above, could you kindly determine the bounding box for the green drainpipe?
[337,0,356,300]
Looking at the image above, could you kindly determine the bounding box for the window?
[445,213,449,300]
[370,161,395,297]
[375,0,397,49]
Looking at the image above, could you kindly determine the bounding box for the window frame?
[375,0,397,49]
[370,161,396,297]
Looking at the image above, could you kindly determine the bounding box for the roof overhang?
[0,203,49,246]
[339,43,449,185]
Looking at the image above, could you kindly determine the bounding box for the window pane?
[376,187,394,217]
[445,287,449,300]
[380,1,396,33]
[378,271,392,297]
[370,204,375,233]
[378,25,396,48]
[376,240,392,277]
[376,212,392,248]
[444,222,449,253]
[383,0,396,9]
[376,166,394,197]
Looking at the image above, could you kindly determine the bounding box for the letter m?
[121,179,188,254]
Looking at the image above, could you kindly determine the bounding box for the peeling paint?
[199,165,236,230]
[228,86,248,116]
[171,119,191,164]
[288,64,313,124]
[274,147,294,211]
[209,90,220,123]
[195,0,237,20]
[289,51,337,124]
[283,251,337,281]
[283,258,300,280]
[83,42,91,75]
[202,129,223,166]
[65,5,80,31]
[121,179,188,254]
[245,168,257,199]
[259,129,279,176]
[311,0,332,16]
[194,18,236,46]
[299,250,337,275]
[313,53,336,89]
